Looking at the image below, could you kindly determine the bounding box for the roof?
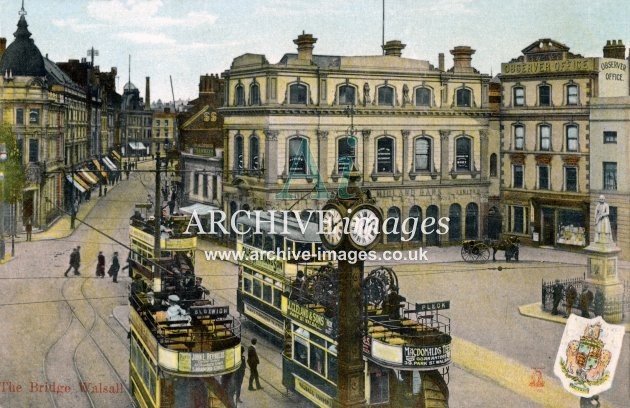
[44,57,81,90]
[0,15,45,77]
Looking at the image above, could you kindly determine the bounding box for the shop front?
[533,198,589,248]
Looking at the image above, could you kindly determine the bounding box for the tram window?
[243,277,252,293]
[253,233,263,248]
[294,336,309,366]
[310,333,326,347]
[263,284,272,303]
[274,236,284,252]
[369,371,390,404]
[263,235,274,251]
[253,279,262,298]
[244,229,253,245]
[273,288,281,308]
[310,345,325,375]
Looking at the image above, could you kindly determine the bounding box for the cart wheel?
[473,243,490,262]
[461,245,474,262]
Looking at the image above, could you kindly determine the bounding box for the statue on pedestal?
[594,195,612,244]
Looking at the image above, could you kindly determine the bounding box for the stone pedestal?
[584,241,624,323]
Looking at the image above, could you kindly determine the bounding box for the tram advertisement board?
[179,350,229,374]
[402,344,451,368]
[285,298,335,337]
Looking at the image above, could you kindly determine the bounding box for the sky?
[0,0,629,103]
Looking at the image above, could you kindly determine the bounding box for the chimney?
[450,46,476,73]
[294,31,317,61]
[382,40,406,57]
[145,76,151,110]
[438,53,445,71]
[603,39,626,59]
[0,38,6,60]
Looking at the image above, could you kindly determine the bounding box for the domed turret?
[0,14,45,77]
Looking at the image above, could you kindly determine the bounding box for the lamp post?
[153,137,170,262]
[70,128,76,229]
[0,142,7,259]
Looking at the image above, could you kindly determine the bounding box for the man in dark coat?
[96,251,106,278]
[64,247,81,276]
[564,285,577,318]
[247,338,262,391]
[580,286,594,318]
[109,252,120,283]
[551,279,563,315]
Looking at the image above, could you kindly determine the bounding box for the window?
[538,166,549,189]
[490,153,497,177]
[455,137,471,171]
[234,135,244,172]
[513,165,524,188]
[165,119,169,126]
[566,125,578,152]
[288,137,308,174]
[514,125,524,150]
[338,85,356,105]
[386,207,401,243]
[414,137,431,171]
[513,87,524,106]
[28,139,38,162]
[567,84,578,105]
[156,119,160,126]
[29,109,40,124]
[16,108,24,125]
[202,174,209,197]
[376,137,394,173]
[249,136,260,170]
[409,206,422,242]
[603,131,617,144]
[235,85,245,106]
[456,88,471,107]
[465,203,479,240]
[377,86,394,106]
[337,137,356,174]
[289,83,308,104]
[193,173,199,195]
[539,125,551,151]
[565,167,578,191]
[415,87,431,106]
[250,83,260,105]
[539,85,551,106]
[212,176,218,200]
[511,206,525,234]
[448,204,461,241]
[603,162,617,190]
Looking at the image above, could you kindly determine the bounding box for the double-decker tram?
[128,211,242,408]
[282,266,451,407]
[235,211,330,340]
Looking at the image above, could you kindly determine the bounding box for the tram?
[281,266,451,407]
[128,211,241,408]
[235,212,331,340]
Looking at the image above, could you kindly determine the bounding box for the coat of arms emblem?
[554,315,624,397]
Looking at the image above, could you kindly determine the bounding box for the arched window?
[386,207,401,243]
[425,205,439,246]
[490,153,497,177]
[249,136,260,170]
[514,125,525,150]
[513,86,524,106]
[539,84,551,106]
[448,204,462,242]
[566,84,578,105]
[414,137,431,171]
[455,137,472,171]
[539,125,551,151]
[378,85,394,106]
[465,203,479,239]
[250,83,261,105]
[337,137,357,174]
[338,85,356,105]
[566,125,578,152]
[288,137,309,175]
[235,85,245,106]
[409,206,422,242]
[376,137,394,173]
[456,88,471,107]
[415,87,431,106]
[289,83,308,104]
[234,134,244,172]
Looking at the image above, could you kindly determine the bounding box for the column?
[264,129,278,186]
[317,130,329,179]
[479,129,488,179]
[439,130,451,179]
[361,129,371,183]
[401,130,410,183]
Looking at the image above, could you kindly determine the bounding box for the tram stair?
[421,370,449,408]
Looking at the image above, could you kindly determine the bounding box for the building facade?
[120,81,152,161]
[220,34,499,245]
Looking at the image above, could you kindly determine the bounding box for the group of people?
[64,247,122,282]
[551,280,594,318]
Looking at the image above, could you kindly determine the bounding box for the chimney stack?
[0,38,6,60]
[294,32,317,61]
[450,46,476,73]
[603,39,626,59]
[438,53,445,71]
[382,40,406,57]
[145,76,151,110]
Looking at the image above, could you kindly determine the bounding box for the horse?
[490,235,519,261]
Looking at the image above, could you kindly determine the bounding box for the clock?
[320,203,345,249]
[348,204,381,250]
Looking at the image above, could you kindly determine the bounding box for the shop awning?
[112,150,121,161]
[92,159,108,178]
[73,174,91,190]
[66,174,86,193]
[179,203,220,216]
[78,169,99,185]
[103,156,118,171]
[128,142,147,150]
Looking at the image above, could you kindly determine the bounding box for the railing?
[542,277,630,317]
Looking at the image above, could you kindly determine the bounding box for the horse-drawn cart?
[461,235,520,263]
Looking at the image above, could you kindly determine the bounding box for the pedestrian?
[104,186,108,196]
[96,251,106,278]
[75,246,81,273]
[25,217,32,242]
[168,199,175,215]
[247,338,262,391]
[64,247,80,276]
[108,251,120,283]
[580,285,594,318]
[551,279,563,315]
[235,345,246,403]
[564,285,577,318]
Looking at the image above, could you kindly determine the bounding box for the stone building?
[120,78,152,161]
[220,33,498,245]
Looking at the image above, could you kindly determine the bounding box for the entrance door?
[542,208,555,246]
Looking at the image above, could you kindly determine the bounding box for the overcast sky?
[1,0,629,102]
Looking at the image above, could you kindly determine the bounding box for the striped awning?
[92,159,108,178]
[128,142,147,150]
[73,174,91,190]
[66,174,87,193]
[78,169,99,185]
[103,156,118,171]
[112,150,121,161]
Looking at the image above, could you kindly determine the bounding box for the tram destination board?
[189,305,229,318]
[416,300,450,312]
